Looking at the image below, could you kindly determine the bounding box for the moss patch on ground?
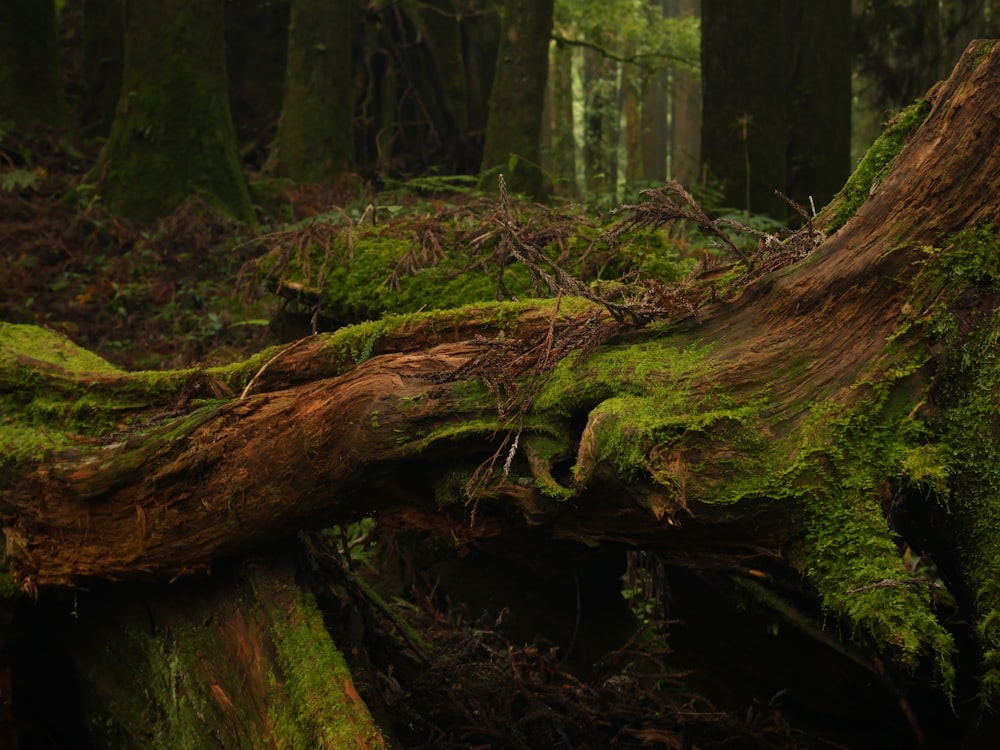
[253,206,697,327]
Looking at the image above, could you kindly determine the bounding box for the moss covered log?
[5,38,1000,743]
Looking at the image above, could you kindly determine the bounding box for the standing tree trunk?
[702,0,851,218]
[669,0,700,186]
[265,0,355,182]
[355,2,498,178]
[581,47,611,195]
[224,0,290,169]
[0,0,67,128]
[91,0,253,222]
[639,0,669,185]
[479,0,554,200]
[639,62,668,183]
[701,0,788,217]
[80,0,125,137]
[785,0,851,212]
[69,558,388,749]
[991,0,1000,34]
[622,52,644,184]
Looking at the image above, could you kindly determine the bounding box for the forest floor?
[2,129,917,750]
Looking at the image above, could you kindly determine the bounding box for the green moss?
[0,322,123,376]
[523,433,574,500]
[801,469,955,681]
[826,99,931,234]
[254,575,385,747]
[432,466,477,506]
[320,228,535,321]
[75,566,386,749]
[779,238,1000,691]
[0,559,21,600]
[929,305,1000,702]
[90,2,252,222]
[515,307,961,688]
[966,40,995,70]
[206,345,286,391]
[535,341,715,418]
[899,444,949,494]
[529,339,784,507]
[761,380,954,691]
[257,208,693,326]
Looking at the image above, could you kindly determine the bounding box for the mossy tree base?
[5,39,1000,747]
[90,0,253,222]
[70,557,387,749]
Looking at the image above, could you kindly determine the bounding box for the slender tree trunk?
[701,0,787,217]
[606,58,622,199]
[582,48,607,195]
[91,0,253,222]
[81,0,124,137]
[406,0,475,171]
[989,0,1000,34]
[639,63,668,183]
[461,6,500,161]
[943,0,986,63]
[622,55,644,184]
[359,2,497,178]
[669,0,699,186]
[265,0,355,182]
[224,0,289,167]
[0,0,67,128]
[702,0,850,218]
[479,0,554,200]
[640,0,670,184]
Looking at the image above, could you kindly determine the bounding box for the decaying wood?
[5,42,1000,588]
[4,42,1000,739]
[67,557,388,748]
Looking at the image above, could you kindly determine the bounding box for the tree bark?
[224,0,289,167]
[6,37,1000,742]
[80,0,125,137]
[0,0,67,128]
[69,557,388,748]
[668,0,699,186]
[90,0,253,222]
[356,1,498,178]
[701,0,788,217]
[479,0,554,200]
[785,0,852,211]
[265,0,355,182]
[702,1,851,217]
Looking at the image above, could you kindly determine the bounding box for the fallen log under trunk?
[4,37,1000,749]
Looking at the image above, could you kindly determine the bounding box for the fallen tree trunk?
[4,37,1000,747]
